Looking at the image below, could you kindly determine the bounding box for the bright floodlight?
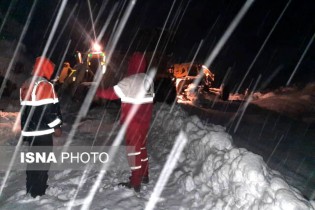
[92,42,102,52]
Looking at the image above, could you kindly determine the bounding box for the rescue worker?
[56,62,75,96]
[20,56,63,198]
[95,52,154,192]
[201,65,214,92]
[58,62,73,84]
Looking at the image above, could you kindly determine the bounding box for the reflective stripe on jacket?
[113,73,154,104]
[20,77,62,136]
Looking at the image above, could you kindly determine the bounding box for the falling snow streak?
[73,3,100,51]
[116,27,140,73]
[114,0,128,25]
[226,94,248,132]
[67,108,115,210]
[87,1,103,41]
[152,5,193,121]
[0,0,16,35]
[220,66,232,90]
[167,1,183,33]
[144,0,190,70]
[0,136,24,195]
[260,65,283,90]
[145,131,188,210]
[73,21,91,51]
[192,0,255,91]
[91,107,108,147]
[96,2,119,43]
[105,0,135,64]
[0,102,39,196]
[66,3,83,52]
[62,86,95,152]
[267,134,285,164]
[81,69,156,210]
[0,0,37,99]
[204,15,221,44]
[171,0,192,43]
[91,1,109,34]
[30,0,69,80]
[74,2,139,207]
[258,113,270,140]
[236,0,292,93]
[87,0,96,40]
[0,0,39,194]
[213,66,232,108]
[163,0,191,45]
[66,165,91,210]
[286,31,315,86]
[63,0,135,153]
[170,40,204,112]
[48,4,78,59]
[147,0,177,70]
[41,0,62,47]
[19,0,68,137]
[105,1,128,52]
[180,39,203,78]
[80,68,156,210]
[1,0,68,196]
[53,39,72,84]
[233,74,261,133]
[1,86,38,195]
[2,103,57,196]
[148,103,167,136]
[204,0,255,67]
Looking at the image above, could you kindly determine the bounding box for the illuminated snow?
[0,94,314,209]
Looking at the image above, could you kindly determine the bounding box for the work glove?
[54,127,62,137]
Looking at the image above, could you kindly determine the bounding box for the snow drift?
[149,104,314,209]
[0,102,314,209]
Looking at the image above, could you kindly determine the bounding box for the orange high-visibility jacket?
[20,57,62,137]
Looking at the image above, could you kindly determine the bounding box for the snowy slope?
[0,100,314,209]
[251,83,315,123]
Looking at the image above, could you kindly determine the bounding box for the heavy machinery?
[57,42,106,101]
[168,63,215,100]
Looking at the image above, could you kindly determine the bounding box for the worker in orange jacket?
[96,52,154,192]
[20,56,63,198]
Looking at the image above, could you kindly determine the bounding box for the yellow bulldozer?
[56,43,106,102]
[168,63,215,99]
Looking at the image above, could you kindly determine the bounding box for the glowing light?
[92,42,102,52]
[102,65,106,74]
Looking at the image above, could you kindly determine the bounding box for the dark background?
[1,0,314,91]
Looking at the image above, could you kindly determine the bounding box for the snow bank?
[251,82,315,122]
[0,111,19,144]
[150,104,314,210]
[252,82,315,101]
[1,103,314,209]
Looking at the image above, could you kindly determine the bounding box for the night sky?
[1,0,315,91]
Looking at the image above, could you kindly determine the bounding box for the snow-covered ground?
[181,83,315,199]
[0,84,314,209]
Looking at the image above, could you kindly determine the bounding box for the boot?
[118,182,141,192]
[142,176,149,184]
